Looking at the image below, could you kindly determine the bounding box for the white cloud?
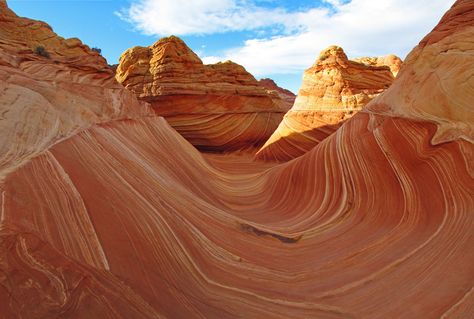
[203,0,456,76]
[117,0,309,36]
[119,0,456,78]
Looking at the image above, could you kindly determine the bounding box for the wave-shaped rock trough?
[3,113,473,318]
[0,0,473,318]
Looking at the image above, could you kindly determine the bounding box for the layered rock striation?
[116,36,291,151]
[353,54,403,77]
[365,0,474,144]
[0,0,473,318]
[0,0,151,179]
[258,78,296,108]
[256,46,400,162]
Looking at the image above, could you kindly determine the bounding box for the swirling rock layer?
[0,0,151,179]
[116,36,290,151]
[1,0,474,318]
[256,46,400,162]
[366,0,474,144]
[2,113,473,318]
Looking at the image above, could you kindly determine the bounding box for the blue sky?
[9,0,454,93]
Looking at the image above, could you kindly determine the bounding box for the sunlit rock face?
[353,54,403,77]
[116,36,291,152]
[256,46,400,162]
[0,0,151,180]
[1,0,474,318]
[365,0,474,145]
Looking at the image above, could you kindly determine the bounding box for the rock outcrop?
[256,46,400,162]
[353,54,403,76]
[258,78,296,108]
[116,36,290,151]
[365,0,474,145]
[0,0,151,179]
[1,0,473,318]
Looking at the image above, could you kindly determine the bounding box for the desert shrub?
[319,53,328,61]
[91,47,102,54]
[34,46,50,58]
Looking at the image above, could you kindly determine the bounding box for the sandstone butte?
[256,46,402,162]
[115,36,293,152]
[0,0,473,318]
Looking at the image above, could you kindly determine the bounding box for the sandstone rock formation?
[353,54,403,76]
[1,0,474,318]
[0,0,151,180]
[116,36,290,151]
[258,78,296,108]
[365,1,474,145]
[256,46,400,162]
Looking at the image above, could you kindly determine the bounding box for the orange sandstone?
[353,54,403,76]
[256,46,400,162]
[258,78,296,109]
[116,36,290,151]
[0,0,151,179]
[0,0,473,318]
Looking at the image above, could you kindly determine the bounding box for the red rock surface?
[1,0,473,318]
[365,0,474,145]
[116,36,290,151]
[258,78,296,108]
[256,46,400,162]
[0,0,151,180]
